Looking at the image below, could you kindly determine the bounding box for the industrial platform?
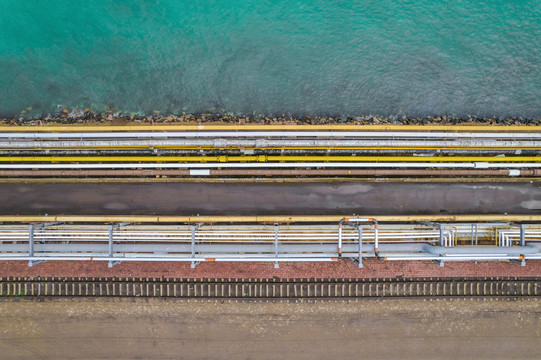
[0,124,538,181]
[0,215,540,268]
[0,124,539,269]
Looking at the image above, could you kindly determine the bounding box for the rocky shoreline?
[2,109,540,126]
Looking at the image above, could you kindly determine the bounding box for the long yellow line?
[0,124,539,132]
[0,155,539,162]
[0,215,539,223]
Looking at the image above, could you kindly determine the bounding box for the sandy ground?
[0,298,539,359]
[1,181,540,215]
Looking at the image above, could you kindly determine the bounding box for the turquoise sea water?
[0,1,539,117]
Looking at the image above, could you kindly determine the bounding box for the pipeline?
[375,243,541,255]
[0,169,538,177]
[1,155,539,163]
[339,218,378,258]
[1,221,539,267]
[0,162,539,169]
[2,131,541,139]
[0,138,539,148]
[1,149,537,156]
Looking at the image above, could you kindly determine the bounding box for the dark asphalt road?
[1,182,540,215]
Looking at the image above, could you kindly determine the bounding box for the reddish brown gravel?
[0,259,540,279]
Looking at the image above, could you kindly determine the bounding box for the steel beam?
[274,224,279,269]
[357,225,363,268]
[190,225,198,268]
[27,224,36,267]
[510,223,527,266]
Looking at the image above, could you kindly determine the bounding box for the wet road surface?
[0,181,540,215]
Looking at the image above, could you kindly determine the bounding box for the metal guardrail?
[0,220,540,268]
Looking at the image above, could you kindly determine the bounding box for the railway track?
[1,277,539,298]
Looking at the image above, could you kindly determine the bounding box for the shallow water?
[0,0,539,117]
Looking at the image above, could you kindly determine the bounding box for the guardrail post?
[27,224,44,267]
[357,225,363,268]
[374,221,379,257]
[339,218,377,260]
[509,223,527,266]
[108,225,120,268]
[28,224,34,258]
[191,225,197,268]
[274,224,279,269]
[517,224,526,266]
[471,224,479,245]
[432,259,445,267]
[338,221,343,258]
[28,224,34,267]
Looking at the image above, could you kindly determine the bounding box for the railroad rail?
[0,277,539,298]
[0,218,540,267]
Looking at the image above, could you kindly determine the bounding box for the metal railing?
[0,220,539,268]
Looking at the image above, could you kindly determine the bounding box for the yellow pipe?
[2,146,540,151]
[0,124,539,132]
[0,215,539,223]
[0,155,539,162]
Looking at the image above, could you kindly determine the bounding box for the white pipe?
[374,223,379,255]
[382,255,525,261]
[1,223,539,266]
[2,131,540,139]
[0,139,539,148]
[0,162,540,169]
[0,256,337,262]
[338,223,343,256]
